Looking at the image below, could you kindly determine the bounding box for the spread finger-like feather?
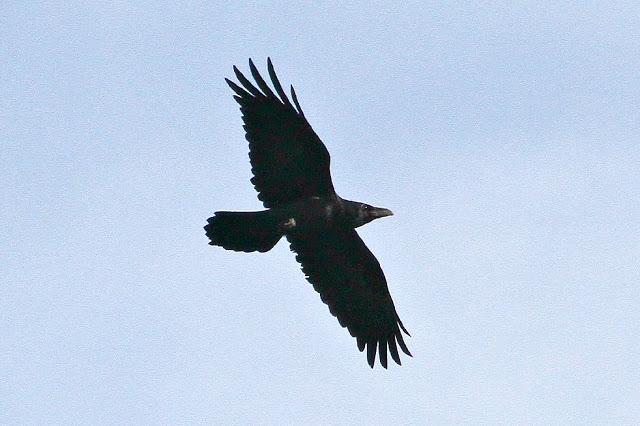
[367,341,377,368]
[267,57,292,106]
[233,66,263,98]
[291,85,305,117]
[226,78,252,98]
[249,59,277,99]
[397,332,413,357]
[379,339,388,369]
[388,336,401,365]
[398,318,411,336]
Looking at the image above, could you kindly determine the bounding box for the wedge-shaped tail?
[205,210,283,253]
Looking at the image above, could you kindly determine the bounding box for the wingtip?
[366,341,377,368]
[396,332,412,357]
[232,66,244,84]
[249,58,261,73]
[388,336,401,365]
[398,319,411,337]
[267,58,292,106]
[290,84,305,116]
[379,340,388,369]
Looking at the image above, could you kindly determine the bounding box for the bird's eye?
[362,204,370,210]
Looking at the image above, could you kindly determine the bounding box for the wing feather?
[233,66,263,97]
[267,57,292,106]
[367,341,377,368]
[379,340,388,369]
[226,78,251,98]
[388,336,401,365]
[290,85,305,116]
[249,58,277,99]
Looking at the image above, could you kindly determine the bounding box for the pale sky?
[2,2,639,424]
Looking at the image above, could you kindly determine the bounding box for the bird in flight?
[205,59,411,368]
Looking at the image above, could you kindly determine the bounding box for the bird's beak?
[370,207,394,219]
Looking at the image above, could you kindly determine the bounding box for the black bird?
[205,59,411,368]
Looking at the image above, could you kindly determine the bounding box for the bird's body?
[278,195,339,234]
[205,59,411,368]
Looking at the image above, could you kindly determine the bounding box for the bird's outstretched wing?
[226,59,335,208]
[287,228,412,368]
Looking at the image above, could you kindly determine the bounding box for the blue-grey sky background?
[2,2,639,424]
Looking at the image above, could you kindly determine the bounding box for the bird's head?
[345,200,394,228]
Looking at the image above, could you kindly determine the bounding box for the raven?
[205,59,411,368]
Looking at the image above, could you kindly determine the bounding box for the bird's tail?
[205,210,284,253]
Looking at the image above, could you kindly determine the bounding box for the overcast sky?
[2,1,639,424]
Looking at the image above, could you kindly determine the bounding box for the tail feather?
[205,210,283,253]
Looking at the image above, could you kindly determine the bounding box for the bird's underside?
[205,58,411,368]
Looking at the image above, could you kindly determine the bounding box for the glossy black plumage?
[206,59,411,368]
